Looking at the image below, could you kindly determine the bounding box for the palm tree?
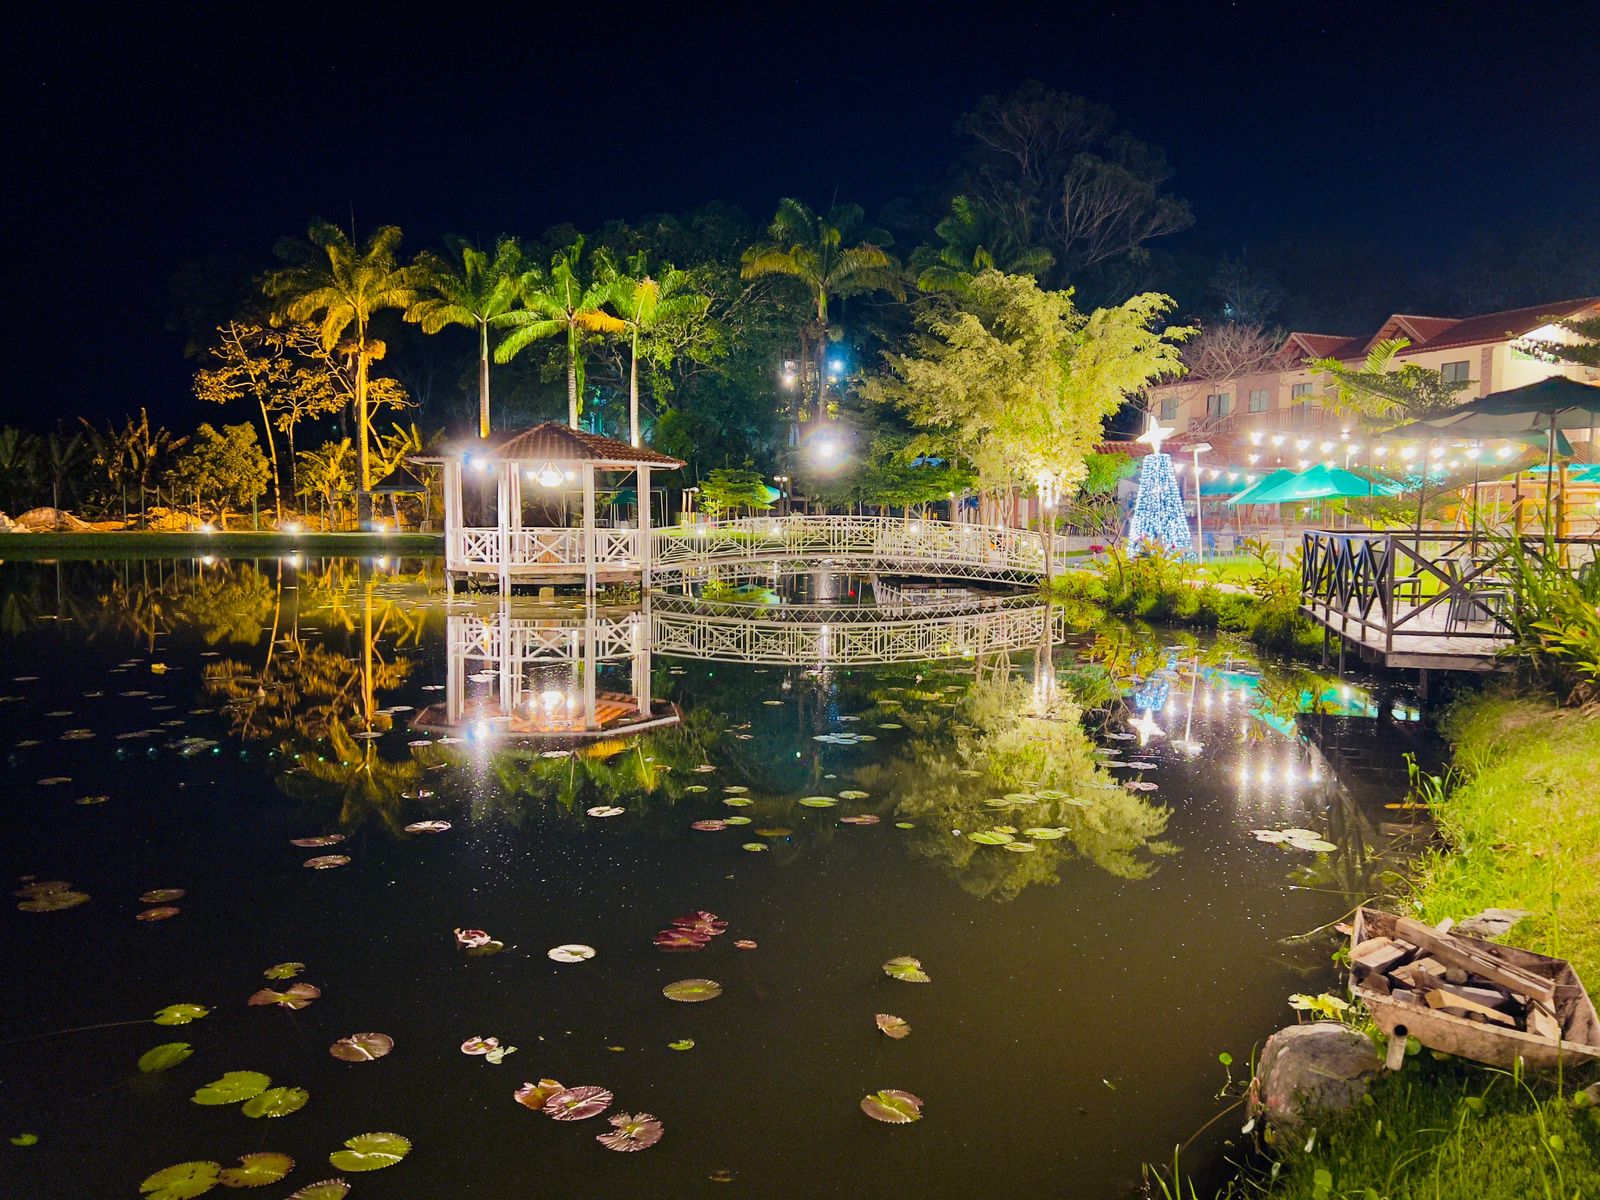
[602,253,711,446]
[0,426,41,514]
[741,199,902,422]
[41,428,87,511]
[494,236,625,429]
[265,222,424,521]
[911,196,1056,293]
[406,237,526,439]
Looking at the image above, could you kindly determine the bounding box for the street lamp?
[1188,442,1212,565]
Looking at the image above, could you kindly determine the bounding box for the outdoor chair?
[1443,558,1509,634]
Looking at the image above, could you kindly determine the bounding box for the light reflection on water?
[0,557,1435,1200]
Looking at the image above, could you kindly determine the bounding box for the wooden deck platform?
[1302,603,1510,672]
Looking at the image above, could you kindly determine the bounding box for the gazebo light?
[1375,445,1389,457]
[534,462,563,488]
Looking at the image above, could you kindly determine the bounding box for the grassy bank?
[0,531,442,560]
[1256,687,1600,1200]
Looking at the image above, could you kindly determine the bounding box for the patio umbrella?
[1198,472,1248,496]
[1226,468,1297,506]
[1242,462,1406,504]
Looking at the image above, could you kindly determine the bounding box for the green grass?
[1252,687,1600,1200]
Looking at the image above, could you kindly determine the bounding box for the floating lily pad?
[242,1087,308,1119]
[690,819,727,832]
[137,906,181,921]
[668,1039,695,1051]
[302,855,350,870]
[734,939,758,950]
[1023,827,1067,840]
[597,1111,663,1151]
[140,889,186,904]
[722,785,749,794]
[741,842,768,852]
[894,821,915,829]
[721,797,753,808]
[140,1160,221,1200]
[485,1044,517,1064]
[262,962,305,980]
[663,978,722,1002]
[838,789,869,800]
[797,796,838,808]
[722,815,752,826]
[1002,841,1037,853]
[403,820,452,833]
[328,1132,410,1173]
[1292,837,1337,853]
[285,1181,349,1200]
[967,830,1014,845]
[248,983,320,1010]
[839,814,879,826]
[882,956,930,983]
[860,1089,924,1124]
[138,1042,194,1073]
[153,1003,208,1026]
[460,1036,499,1055]
[329,1032,393,1062]
[514,1079,565,1110]
[585,806,625,818]
[683,784,709,793]
[289,835,344,848]
[544,1086,613,1121]
[192,1071,271,1106]
[17,889,89,912]
[875,1014,910,1039]
[548,944,596,963]
[754,827,791,837]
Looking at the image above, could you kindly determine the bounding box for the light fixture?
[534,462,563,488]
[1247,453,1260,464]
[1270,434,1285,447]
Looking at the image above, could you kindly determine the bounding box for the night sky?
[6,1,1598,425]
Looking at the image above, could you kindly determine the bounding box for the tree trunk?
[629,328,641,447]
[814,296,829,422]
[478,320,491,439]
[256,399,281,524]
[356,347,373,524]
[285,424,298,503]
[566,334,580,429]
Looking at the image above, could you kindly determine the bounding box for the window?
[1205,392,1231,417]
[1442,360,1471,384]
[1290,382,1316,400]
[1158,396,1178,420]
[1248,388,1270,413]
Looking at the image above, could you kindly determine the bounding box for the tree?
[1525,314,1600,369]
[95,409,187,520]
[41,428,87,511]
[0,427,40,513]
[911,195,1055,293]
[1309,338,1471,423]
[602,252,712,447]
[494,236,626,429]
[741,199,903,423]
[406,237,527,439]
[697,468,773,518]
[296,438,356,523]
[954,82,1192,286]
[166,423,270,527]
[265,222,424,521]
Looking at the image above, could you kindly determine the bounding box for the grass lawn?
[1256,687,1600,1199]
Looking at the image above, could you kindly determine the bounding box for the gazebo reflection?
[413,602,679,745]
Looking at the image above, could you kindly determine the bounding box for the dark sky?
[5,1,1598,425]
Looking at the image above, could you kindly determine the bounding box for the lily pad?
[329,1032,393,1062]
[140,889,186,904]
[967,830,1014,845]
[192,1071,271,1106]
[543,1086,613,1121]
[741,842,768,852]
[860,1089,924,1124]
[597,1111,663,1151]
[17,889,89,912]
[140,1160,221,1200]
[1002,842,1037,853]
[262,962,305,980]
[138,1042,194,1073]
[241,1087,307,1119]
[586,806,624,818]
[289,835,345,848]
[882,956,930,983]
[690,819,727,832]
[403,820,452,833]
[839,814,880,826]
[248,983,320,1009]
[484,1044,517,1064]
[460,1036,499,1055]
[875,1014,911,1039]
[514,1079,565,1110]
[1023,827,1067,840]
[721,797,753,808]
[302,855,350,870]
[722,815,752,826]
[217,1151,295,1188]
[285,1182,349,1200]
[1291,837,1338,853]
[153,1003,208,1026]
[663,978,722,1002]
[668,1039,696,1051]
[548,944,596,963]
[798,796,838,808]
[137,906,181,921]
[734,939,758,950]
[328,1132,410,1173]
[838,789,869,800]
[722,785,749,794]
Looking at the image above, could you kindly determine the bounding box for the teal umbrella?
[607,487,637,507]
[1244,463,1406,504]
[1227,468,1298,506]
[1198,472,1248,496]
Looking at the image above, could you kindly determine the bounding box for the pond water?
[0,557,1434,1200]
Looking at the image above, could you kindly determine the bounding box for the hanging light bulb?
[535,462,563,487]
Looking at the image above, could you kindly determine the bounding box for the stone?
[1455,908,1533,938]
[1251,1022,1382,1128]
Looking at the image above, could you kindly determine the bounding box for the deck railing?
[1299,529,1600,656]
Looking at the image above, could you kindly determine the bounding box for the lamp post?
[773,474,790,517]
[1188,442,1212,565]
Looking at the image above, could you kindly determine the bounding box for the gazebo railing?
[450,526,639,570]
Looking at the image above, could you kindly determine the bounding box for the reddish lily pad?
[289,835,345,848]
[137,906,181,921]
[514,1079,565,1110]
[875,1014,911,1039]
[734,939,758,950]
[302,855,350,870]
[454,928,493,949]
[403,820,451,834]
[689,819,727,832]
[461,1036,499,1055]
[329,1032,393,1062]
[839,814,880,825]
[597,1111,663,1151]
[860,1089,924,1124]
[248,983,320,1010]
[543,1086,613,1121]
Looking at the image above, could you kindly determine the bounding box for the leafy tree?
[296,438,356,521]
[165,422,271,527]
[93,409,187,520]
[741,199,903,423]
[0,427,40,513]
[1082,451,1136,495]
[698,467,773,517]
[265,222,424,520]
[406,236,527,439]
[1309,338,1471,423]
[494,236,626,429]
[41,428,87,511]
[1525,314,1600,369]
[911,195,1055,293]
[601,252,711,446]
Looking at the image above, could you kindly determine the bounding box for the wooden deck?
[1301,602,1511,671]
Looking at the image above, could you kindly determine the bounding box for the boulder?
[13,506,92,532]
[1251,1022,1382,1128]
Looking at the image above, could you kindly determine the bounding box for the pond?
[0,556,1435,1200]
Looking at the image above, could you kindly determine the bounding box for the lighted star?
[1129,708,1165,747]
[1136,411,1176,456]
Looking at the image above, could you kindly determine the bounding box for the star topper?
[1136,411,1176,456]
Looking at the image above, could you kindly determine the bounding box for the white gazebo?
[422,423,684,594]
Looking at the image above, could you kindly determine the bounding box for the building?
[1148,297,1600,444]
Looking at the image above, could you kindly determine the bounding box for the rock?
[1251,1023,1382,1128]
[1455,908,1533,938]
[0,511,15,532]
[13,506,92,532]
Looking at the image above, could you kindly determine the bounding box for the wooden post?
[496,461,511,595]
[638,465,652,591]
[509,462,523,580]
[443,460,462,571]
[582,462,597,597]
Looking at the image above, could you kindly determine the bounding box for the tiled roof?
[1395,297,1600,356]
[468,423,684,468]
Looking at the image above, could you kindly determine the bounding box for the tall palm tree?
[265,222,424,521]
[602,252,711,446]
[0,426,41,514]
[911,195,1056,293]
[42,428,87,511]
[741,199,902,422]
[405,237,526,439]
[494,236,625,429]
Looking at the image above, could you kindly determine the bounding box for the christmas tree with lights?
[1126,413,1193,557]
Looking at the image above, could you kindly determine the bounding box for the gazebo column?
[496,461,512,594]
[509,462,523,577]
[638,465,652,589]
[581,461,597,596]
[631,605,651,718]
[443,460,462,575]
[498,600,515,723]
[582,602,598,730]
[446,614,463,725]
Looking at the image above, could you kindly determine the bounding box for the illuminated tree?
[166,423,270,527]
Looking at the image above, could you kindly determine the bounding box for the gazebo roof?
[445,422,684,469]
[371,464,429,493]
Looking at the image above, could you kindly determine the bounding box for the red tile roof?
[470,422,684,468]
[1395,297,1600,356]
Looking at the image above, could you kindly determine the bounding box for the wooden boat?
[1350,907,1600,1072]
